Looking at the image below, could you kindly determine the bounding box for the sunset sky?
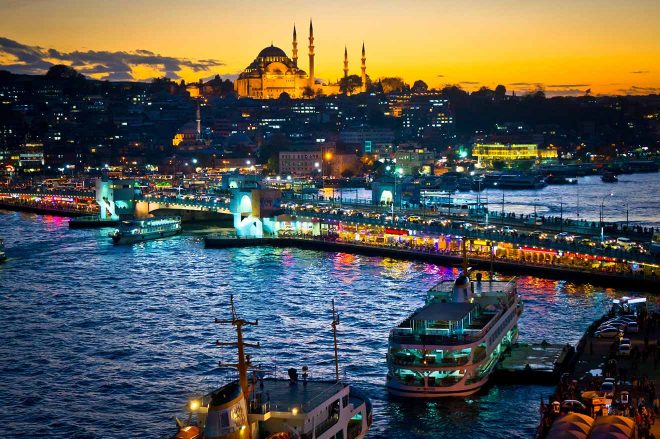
[1,0,659,95]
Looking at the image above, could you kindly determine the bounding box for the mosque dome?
[257,45,288,58]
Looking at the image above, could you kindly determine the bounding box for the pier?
[536,304,659,438]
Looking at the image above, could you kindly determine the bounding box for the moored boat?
[601,172,618,183]
[386,254,523,397]
[109,216,181,244]
[172,298,372,439]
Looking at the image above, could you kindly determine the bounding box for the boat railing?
[390,308,506,346]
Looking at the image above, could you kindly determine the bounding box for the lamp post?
[600,193,613,243]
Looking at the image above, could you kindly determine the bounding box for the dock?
[493,342,574,385]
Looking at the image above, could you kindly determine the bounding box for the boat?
[0,237,6,262]
[601,172,618,183]
[172,297,373,439]
[479,173,546,190]
[545,174,577,185]
[108,216,181,244]
[386,247,523,397]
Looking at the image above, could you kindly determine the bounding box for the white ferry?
[0,238,6,262]
[172,298,373,439]
[386,273,522,397]
[109,216,181,244]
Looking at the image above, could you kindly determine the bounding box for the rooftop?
[409,302,476,322]
[253,378,346,413]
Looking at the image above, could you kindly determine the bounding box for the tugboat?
[0,237,6,262]
[172,297,372,439]
[601,171,618,183]
[109,216,181,244]
[386,243,523,397]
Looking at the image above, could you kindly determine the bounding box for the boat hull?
[112,228,181,245]
[386,378,486,397]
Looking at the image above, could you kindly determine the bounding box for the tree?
[380,77,408,93]
[339,74,362,94]
[45,65,84,80]
[411,80,428,93]
[302,86,315,98]
[494,84,507,99]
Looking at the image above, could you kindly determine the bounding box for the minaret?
[343,46,349,80]
[308,19,315,89]
[292,24,298,68]
[195,101,201,141]
[361,42,367,93]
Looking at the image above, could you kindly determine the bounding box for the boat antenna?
[215,294,260,430]
[461,238,469,275]
[331,299,340,382]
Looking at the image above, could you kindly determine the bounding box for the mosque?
[234,20,367,99]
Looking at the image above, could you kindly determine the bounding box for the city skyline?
[0,0,659,96]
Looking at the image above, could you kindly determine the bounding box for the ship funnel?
[204,382,248,439]
[453,274,471,303]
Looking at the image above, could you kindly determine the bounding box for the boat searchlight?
[189,399,200,411]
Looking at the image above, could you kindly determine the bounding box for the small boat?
[545,174,578,185]
[386,246,523,397]
[172,297,372,439]
[601,172,618,183]
[0,237,6,262]
[109,216,181,244]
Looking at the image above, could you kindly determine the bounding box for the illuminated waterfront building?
[234,21,365,99]
[472,143,558,167]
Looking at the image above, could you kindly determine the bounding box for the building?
[279,150,323,176]
[234,21,366,99]
[339,128,395,155]
[472,143,558,167]
[395,146,435,175]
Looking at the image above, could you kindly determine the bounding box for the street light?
[600,193,613,243]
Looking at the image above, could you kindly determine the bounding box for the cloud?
[617,85,660,95]
[436,74,445,78]
[459,81,479,85]
[0,36,224,80]
[508,82,542,87]
[629,70,649,74]
[546,84,590,88]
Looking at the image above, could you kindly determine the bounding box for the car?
[601,320,627,330]
[620,338,631,346]
[625,322,639,333]
[601,379,615,397]
[406,215,421,223]
[618,344,631,357]
[560,400,587,413]
[595,328,623,338]
[502,226,515,234]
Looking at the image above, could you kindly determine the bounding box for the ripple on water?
[0,210,642,438]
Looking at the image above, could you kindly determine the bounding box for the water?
[322,173,660,228]
[0,206,646,438]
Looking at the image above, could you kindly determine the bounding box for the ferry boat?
[480,173,546,190]
[172,298,372,439]
[0,237,6,262]
[109,216,181,244]
[386,268,523,397]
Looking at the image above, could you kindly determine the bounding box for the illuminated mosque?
[234,20,367,99]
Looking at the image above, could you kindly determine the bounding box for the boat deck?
[252,379,346,414]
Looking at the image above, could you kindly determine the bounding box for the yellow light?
[292,407,299,416]
[189,400,200,411]
[324,152,332,161]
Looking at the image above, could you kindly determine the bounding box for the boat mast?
[215,294,259,404]
[332,299,340,382]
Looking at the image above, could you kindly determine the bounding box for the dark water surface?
[0,212,633,438]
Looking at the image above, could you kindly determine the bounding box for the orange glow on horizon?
[0,0,658,95]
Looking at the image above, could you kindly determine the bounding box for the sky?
[0,0,659,96]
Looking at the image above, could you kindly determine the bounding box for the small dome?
[258,45,287,58]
